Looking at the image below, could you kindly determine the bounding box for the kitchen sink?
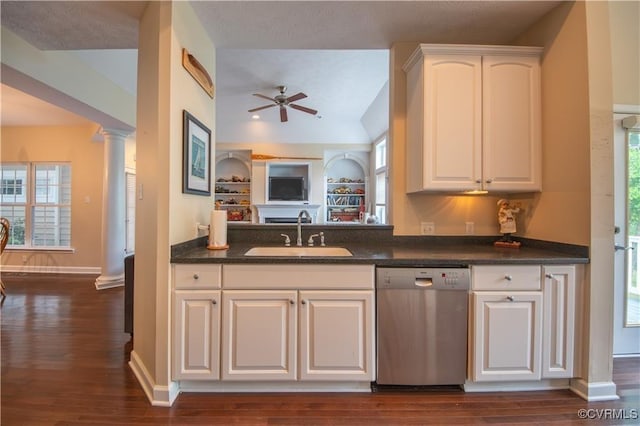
[244,246,353,257]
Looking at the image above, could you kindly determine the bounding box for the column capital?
[100,127,132,141]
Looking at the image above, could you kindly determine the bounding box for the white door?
[422,54,482,191]
[613,111,640,355]
[482,55,541,192]
[173,290,221,380]
[472,291,542,381]
[221,290,297,380]
[541,266,576,378]
[298,290,374,381]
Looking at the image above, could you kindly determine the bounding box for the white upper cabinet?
[482,55,542,192]
[404,44,542,193]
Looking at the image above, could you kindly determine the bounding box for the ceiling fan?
[248,85,318,122]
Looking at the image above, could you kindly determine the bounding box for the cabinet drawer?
[472,265,540,291]
[174,264,222,290]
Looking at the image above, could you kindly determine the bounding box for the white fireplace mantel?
[254,204,321,223]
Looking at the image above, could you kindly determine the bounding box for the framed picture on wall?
[183,110,211,196]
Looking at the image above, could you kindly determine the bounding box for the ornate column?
[95,128,128,290]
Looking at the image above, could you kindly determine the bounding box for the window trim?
[373,136,388,224]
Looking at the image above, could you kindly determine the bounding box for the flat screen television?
[269,176,306,201]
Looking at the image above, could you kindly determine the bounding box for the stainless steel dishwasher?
[376,267,470,386]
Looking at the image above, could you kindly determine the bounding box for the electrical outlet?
[465,222,475,235]
[421,222,435,235]
[22,255,27,264]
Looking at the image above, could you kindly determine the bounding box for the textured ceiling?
[0,1,563,143]
[192,1,561,49]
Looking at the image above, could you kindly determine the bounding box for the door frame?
[613,105,640,356]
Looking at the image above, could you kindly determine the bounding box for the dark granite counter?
[171,224,589,266]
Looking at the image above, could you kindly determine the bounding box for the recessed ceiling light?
[251,114,260,120]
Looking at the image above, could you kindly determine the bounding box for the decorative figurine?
[494,199,522,248]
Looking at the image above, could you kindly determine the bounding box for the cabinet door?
[542,266,576,378]
[482,55,541,192]
[299,291,374,381]
[472,291,542,381]
[415,55,483,192]
[221,290,297,381]
[173,290,221,380]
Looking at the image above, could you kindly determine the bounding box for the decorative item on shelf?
[182,48,214,98]
[358,199,366,222]
[331,186,354,194]
[207,207,229,250]
[227,210,244,221]
[494,199,522,248]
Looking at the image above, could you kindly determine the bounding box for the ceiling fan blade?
[248,104,276,113]
[286,92,307,103]
[280,105,288,122]
[253,93,276,102]
[289,104,318,115]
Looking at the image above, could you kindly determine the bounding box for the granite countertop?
[171,224,589,266]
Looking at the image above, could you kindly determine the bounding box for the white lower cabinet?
[220,289,374,381]
[174,264,375,385]
[299,290,374,381]
[221,290,298,380]
[173,290,221,380]
[542,265,576,378]
[470,264,577,385]
[172,264,222,381]
[472,291,542,381]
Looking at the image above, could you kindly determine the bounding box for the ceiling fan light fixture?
[248,85,318,123]
[251,114,260,120]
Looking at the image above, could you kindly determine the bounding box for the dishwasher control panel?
[376,267,470,290]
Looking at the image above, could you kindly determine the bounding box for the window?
[374,137,388,224]
[0,163,71,248]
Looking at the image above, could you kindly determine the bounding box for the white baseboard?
[178,380,373,393]
[129,350,180,407]
[95,273,124,290]
[570,378,620,401]
[0,265,101,274]
[463,379,570,393]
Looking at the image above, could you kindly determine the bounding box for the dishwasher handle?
[415,278,433,288]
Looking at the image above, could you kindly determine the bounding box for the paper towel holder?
[207,224,229,250]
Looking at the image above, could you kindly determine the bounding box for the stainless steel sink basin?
[244,246,353,257]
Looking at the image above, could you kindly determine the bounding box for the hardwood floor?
[1,273,638,425]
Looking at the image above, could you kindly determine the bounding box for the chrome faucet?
[296,210,311,246]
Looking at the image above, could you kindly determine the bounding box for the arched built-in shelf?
[215,150,252,223]
[323,153,369,224]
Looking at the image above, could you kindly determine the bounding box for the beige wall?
[609,0,640,106]
[512,2,592,246]
[132,0,215,402]
[0,124,104,271]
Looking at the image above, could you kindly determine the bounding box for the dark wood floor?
[1,273,638,425]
